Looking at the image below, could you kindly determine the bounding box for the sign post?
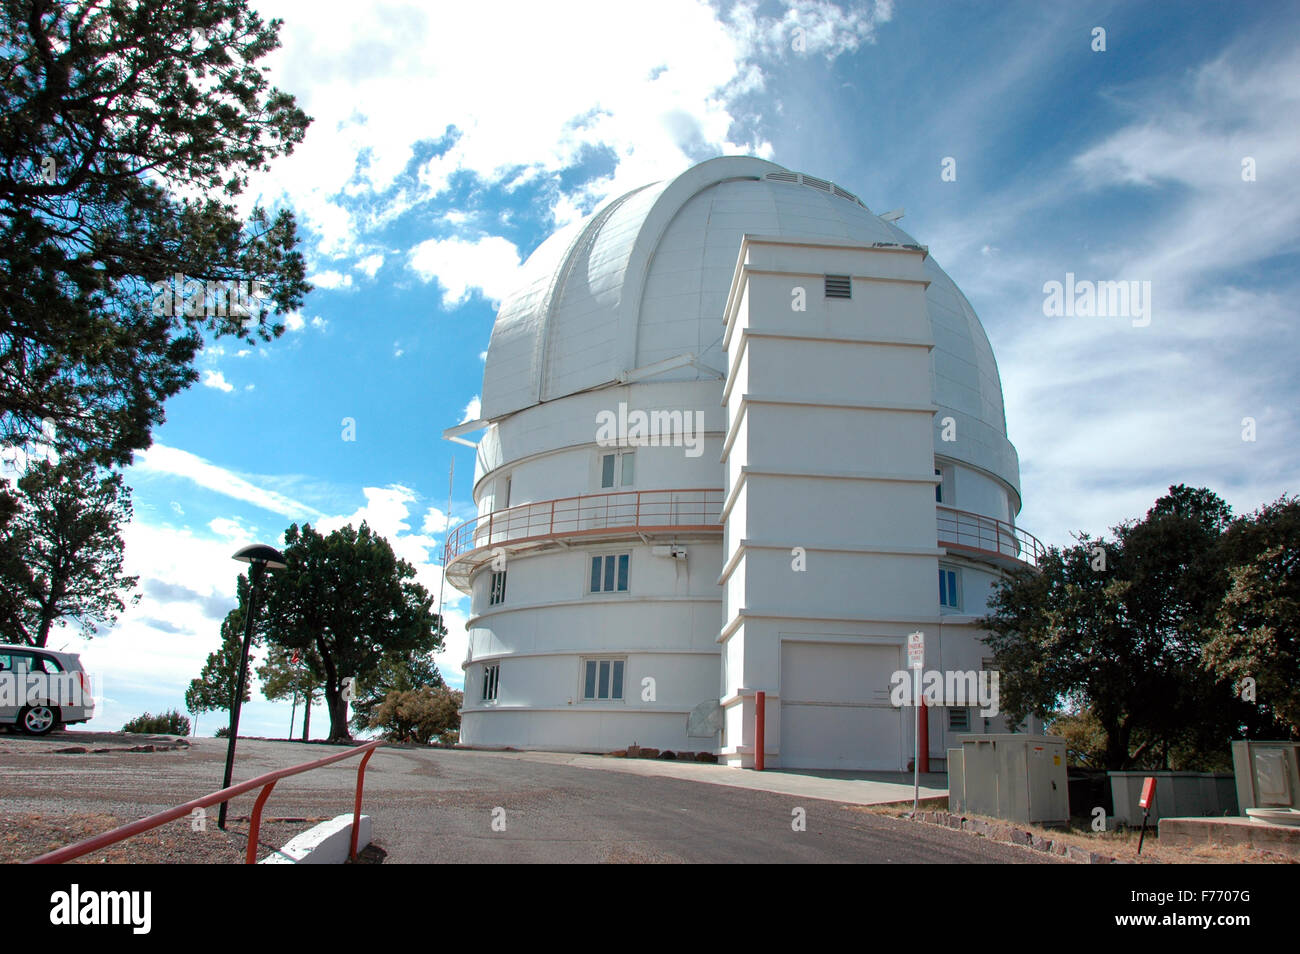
[1137,776,1156,855]
[907,631,925,815]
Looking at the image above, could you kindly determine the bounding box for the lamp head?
[232,543,288,570]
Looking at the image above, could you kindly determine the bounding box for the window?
[939,566,960,609]
[481,663,500,702]
[935,464,952,503]
[824,274,851,299]
[949,707,970,732]
[600,451,634,489]
[489,570,507,605]
[590,553,630,593]
[582,657,625,701]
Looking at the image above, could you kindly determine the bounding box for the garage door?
[780,641,903,770]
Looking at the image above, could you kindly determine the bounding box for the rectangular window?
[600,452,635,489]
[582,657,626,701]
[481,663,500,702]
[489,570,507,605]
[590,553,630,593]
[939,566,960,609]
[949,707,970,732]
[935,467,943,503]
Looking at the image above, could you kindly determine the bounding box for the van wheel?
[19,705,58,736]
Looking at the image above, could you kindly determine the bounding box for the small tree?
[1203,496,1300,737]
[370,686,462,745]
[349,646,444,735]
[258,644,324,740]
[0,457,138,647]
[185,592,253,720]
[258,522,441,741]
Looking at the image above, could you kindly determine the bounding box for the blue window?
[590,553,630,593]
[939,567,960,608]
[582,658,625,700]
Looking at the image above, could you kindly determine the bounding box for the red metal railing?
[27,740,383,865]
[444,491,1042,572]
[444,488,725,564]
[936,505,1045,568]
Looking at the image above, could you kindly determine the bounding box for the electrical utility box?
[1232,741,1300,810]
[948,735,1069,826]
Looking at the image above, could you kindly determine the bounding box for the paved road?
[0,733,1058,863]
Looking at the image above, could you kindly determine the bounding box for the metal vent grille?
[802,175,831,192]
[824,274,851,299]
[832,185,858,202]
[765,171,799,182]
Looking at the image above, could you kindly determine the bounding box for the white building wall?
[719,236,942,768]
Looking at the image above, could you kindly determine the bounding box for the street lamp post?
[218,543,286,830]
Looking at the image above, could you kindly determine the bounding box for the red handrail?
[444,487,725,565]
[27,739,383,865]
[936,505,1045,568]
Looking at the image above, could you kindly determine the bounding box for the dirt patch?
[1,812,321,864]
[846,804,1294,864]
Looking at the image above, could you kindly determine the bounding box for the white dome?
[481,156,1019,498]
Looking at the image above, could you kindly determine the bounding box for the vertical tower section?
[718,235,941,769]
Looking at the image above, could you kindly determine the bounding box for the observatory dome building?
[444,156,1042,769]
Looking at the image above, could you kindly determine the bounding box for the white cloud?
[460,395,481,424]
[408,235,522,308]
[282,311,327,333]
[202,370,235,393]
[133,444,322,520]
[244,0,887,259]
[308,269,353,290]
[208,516,255,541]
[356,253,385,277]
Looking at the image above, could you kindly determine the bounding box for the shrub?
[122,709,191,735]
[370,686,462,745]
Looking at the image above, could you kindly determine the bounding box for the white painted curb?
[259,813,373,864]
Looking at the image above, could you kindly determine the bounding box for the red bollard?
[918,699,929,774]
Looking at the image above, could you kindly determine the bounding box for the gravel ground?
[1,812,320,864]
[2,729,1065,863]
[0,730,327,863]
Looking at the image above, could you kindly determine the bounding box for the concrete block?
[260,813,372,864]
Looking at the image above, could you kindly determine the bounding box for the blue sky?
[56,0,1299,737]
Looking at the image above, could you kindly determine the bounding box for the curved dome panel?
[480,156,1012,453]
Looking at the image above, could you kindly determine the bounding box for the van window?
[33,655,62,673]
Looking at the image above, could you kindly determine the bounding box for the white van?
[0,644,95,735]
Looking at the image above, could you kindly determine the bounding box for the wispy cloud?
[133,444,323,520]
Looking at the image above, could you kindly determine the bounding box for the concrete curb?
[904,810,1118,864]
[259,813,372,864]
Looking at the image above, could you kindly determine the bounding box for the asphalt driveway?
[0,733,1058,863]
